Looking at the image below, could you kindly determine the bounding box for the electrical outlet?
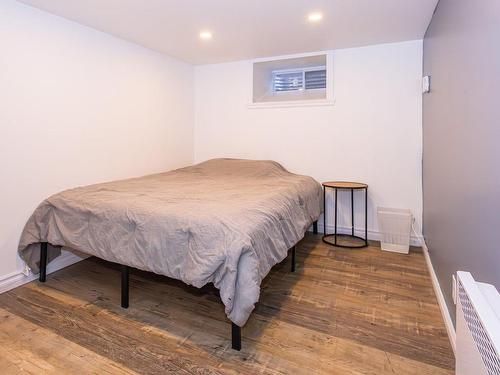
[452,274,457,304]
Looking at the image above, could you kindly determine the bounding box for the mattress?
[18,158,322,326]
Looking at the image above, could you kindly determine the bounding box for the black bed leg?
[232,323,241,351]
[121,265,129,308]
[313,220,318,234]
[39,242,48,282]
[291,245,296,272]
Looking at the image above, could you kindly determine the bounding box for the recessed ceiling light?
[199,31,213,40]
[308,12,323,22]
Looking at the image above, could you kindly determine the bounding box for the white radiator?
[456,271,500,375]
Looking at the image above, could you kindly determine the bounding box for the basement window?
[272,67,326,92]
[251,53,333,107]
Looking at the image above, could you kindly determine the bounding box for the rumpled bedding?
[18,158,322,326]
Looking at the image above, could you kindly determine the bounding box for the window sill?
[247,98,335,109]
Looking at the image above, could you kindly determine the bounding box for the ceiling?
[19,0,438,65]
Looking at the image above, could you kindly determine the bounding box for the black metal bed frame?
[38,220,319,351]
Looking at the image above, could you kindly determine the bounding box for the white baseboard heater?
[456,271,500,375]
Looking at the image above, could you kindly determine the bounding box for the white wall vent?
[456,271,500,375]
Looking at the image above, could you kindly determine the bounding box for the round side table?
[322,181,368,248]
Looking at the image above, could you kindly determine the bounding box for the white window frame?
[248,51,335,109]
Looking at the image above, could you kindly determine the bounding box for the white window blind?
[272,66,326,92]
[272,71,303,92]
[305,69,327,89]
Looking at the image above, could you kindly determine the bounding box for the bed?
[18,158,322,350]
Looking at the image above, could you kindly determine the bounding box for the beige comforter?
[18,158,322,326]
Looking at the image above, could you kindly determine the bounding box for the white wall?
[0,1,423,282]
[0,1,194,277]
[194,40,423,239]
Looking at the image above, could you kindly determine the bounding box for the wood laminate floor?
[0,234,454,374]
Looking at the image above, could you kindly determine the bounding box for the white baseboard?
[421,240,457,354]
[0,251,85,294]
[313,223,422,247]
